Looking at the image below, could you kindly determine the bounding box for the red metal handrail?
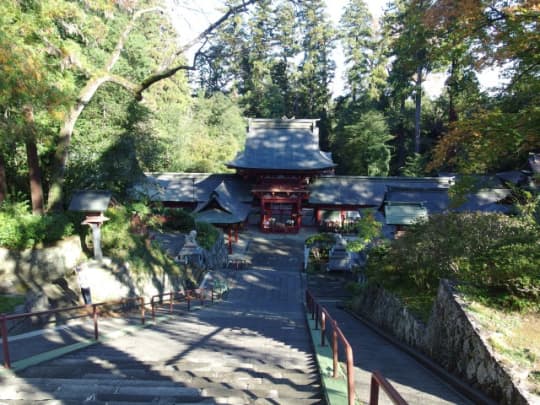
[369,371,408,405]
[306,290,409,405]
[149,287,214,321]
[306,289,355,405]
[0,296,145,369]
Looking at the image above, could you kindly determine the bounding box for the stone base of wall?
[351,280,535,405]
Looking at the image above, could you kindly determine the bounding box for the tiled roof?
[69,190,112,212]
[496,170,528,185]
[227,121,336,171]
[454,189,512,213]
[131,173,252,203]
[385,187,450,214]
[385,202,428,225]
[194,181,252,224]
[308,176,454,206]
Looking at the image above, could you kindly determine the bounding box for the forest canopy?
[0,0,538,212]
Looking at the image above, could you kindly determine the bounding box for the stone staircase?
[1,273,323,404]
[0,306,322,404]
[1,232,324,404]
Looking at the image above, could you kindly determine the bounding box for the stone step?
[2,398,216,405]
[0,380,202,402]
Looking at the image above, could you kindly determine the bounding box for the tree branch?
[106,6,166,72]
[136,65,196,99]
[174,0,258,57]
[135,0,260,98]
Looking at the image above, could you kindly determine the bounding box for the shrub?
[195,221,220,250]
[100,205,182,277]
[305,233,335,263]
[0,200,75,249]
[161,208,196,231]
[366,212,540,310]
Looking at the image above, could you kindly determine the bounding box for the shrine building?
[227,118,335,233]
[133,118,520,240]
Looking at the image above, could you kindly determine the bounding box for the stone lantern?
[69,190,112,262]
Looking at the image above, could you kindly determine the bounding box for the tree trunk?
[448,57,458,123]
[397,98,407,170]
[47,76,111,211]
[0,153,7,204]
[26,140,44,215]
[414,65,423,154]
[23,106,44,215]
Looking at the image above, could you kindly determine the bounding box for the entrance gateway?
[227,118,336,233]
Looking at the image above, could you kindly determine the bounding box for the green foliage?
[195,221,220,251]
[338,110,393,176]
[305,233,336,248]
[339,0,377,100]
[160,209,196,232]
[305,233,336,266]
[366,212,540,310]
[0,295,25,314]
[196,0,335,121]
[347,210,382,252]
[100,205,181,277]
[0,200,75,249]
[400,153,426,177]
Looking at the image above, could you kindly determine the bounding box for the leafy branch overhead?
[0,0,261,211]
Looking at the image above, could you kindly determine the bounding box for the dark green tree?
[339,110,393,176]
[339,0,376,101]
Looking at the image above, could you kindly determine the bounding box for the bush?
[195,221,220,250]
[366,212,540,310]
[0,200,75,249]
[100,205,182,277]
[161,208,196,231]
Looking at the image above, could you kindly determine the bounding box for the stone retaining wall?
[0,236,83,294]
[201,232,228,271]
[352,280,532,404]
[0,231,227,334]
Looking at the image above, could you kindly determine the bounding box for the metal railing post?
[332,320,339,378]
[369,374,380,405]
[140,297,145,325]
[151,297,156,322]
[92,304,99,340]
[369,371,408,405]
[321,311,326,346]
[346,345,355,405]
[211,287,214,304]
[1,314,11,369]
[169,292,173,314]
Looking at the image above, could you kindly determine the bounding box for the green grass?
[0,295,25,314]
[463,298,540,395]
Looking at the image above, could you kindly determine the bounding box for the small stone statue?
[186,230,197,245]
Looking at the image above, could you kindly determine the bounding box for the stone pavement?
[222,227,477,404]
